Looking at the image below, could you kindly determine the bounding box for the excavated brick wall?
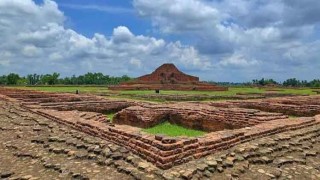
[113,103,288,131]
[38,101,136,113]
[0,88,138,113]
[31,108,320,169]
[1,88,320,169]
[209,96,320,116]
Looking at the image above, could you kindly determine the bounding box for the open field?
[10,86,110,93]
[8,86,319,96]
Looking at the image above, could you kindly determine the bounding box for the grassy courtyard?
[10,86,318,96]
[10,86,110,93]
[143,121,206,137]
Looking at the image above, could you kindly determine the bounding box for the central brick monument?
[109,63,227,91]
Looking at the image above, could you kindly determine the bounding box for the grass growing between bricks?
[105,113,115,122]
[143,121,206,137]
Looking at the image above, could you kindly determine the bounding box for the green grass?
[9,86,318,101]
[143,121,206,137]
[119,87,266,96]
[105,113,115,122]
[9,86,110,93]
[277,88,317,95]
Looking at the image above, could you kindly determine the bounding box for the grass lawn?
[119,87,266,96]
[9,86,110,93]
[277,88,317,95]
[143,121,206,137]
[105,113,115,122]
[8,86,318,99]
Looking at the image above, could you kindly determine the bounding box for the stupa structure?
[109,63,227,91]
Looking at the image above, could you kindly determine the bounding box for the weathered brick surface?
[109,64,228,91]
[0,88,138,113]
[113,103,288,131]
[209,95,320,116]
[30,108,320,169]
[1,88,320,170]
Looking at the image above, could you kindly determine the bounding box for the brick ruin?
[109,63,228,91]
[0,88,139,113]
[208,95,320,117]
[113,103,287,132]
[1,87,320,169]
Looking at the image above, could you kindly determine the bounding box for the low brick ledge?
[28,108,320,170]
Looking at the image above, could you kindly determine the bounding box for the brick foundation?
[209,95,320,116]
[1,88,320,169]
[113,103,288,131]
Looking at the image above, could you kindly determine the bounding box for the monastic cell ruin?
[1,87,320,170]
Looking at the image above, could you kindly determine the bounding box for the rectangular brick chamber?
[1,87,320,169]
[112,103,288,132]
[32,108,320,169]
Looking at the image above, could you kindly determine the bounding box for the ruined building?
[109,63,227,91]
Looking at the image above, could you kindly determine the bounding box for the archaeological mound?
[109,63,227,91]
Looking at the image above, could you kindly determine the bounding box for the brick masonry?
[208,95,320,116]
[1,87,320,169]
[109,64,228,91]
[113,103,288,131]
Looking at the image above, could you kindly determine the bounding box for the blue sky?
[51,0,151,37]
[0,0,320,82]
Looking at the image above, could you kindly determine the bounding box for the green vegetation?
[120,87,265,96]
[105,113,115,122]
[143,121,206,137]
[277,88,317,95]
[8,86,318,101]
[0,72,131,85]
[1,72,320,87]
[11,86,110,93]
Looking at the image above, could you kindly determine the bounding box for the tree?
[6,73,20,85]
[283,78,301,87]
[40,73,60,85]
[27,74,41,85]
[252,78,278,86]
[0,75,7,85]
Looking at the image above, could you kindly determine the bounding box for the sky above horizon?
[0,0,320,82]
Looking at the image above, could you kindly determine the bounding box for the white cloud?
[0,0,209,78]
[1,0,319,81]
[129,58,142,68]
[0,59,10,66]
[134,0,220,33]
[219,52,260,67]
[133,0,320,81]
[59,3,134,14]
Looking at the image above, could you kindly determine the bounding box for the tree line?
[250,78,320,87]
[0,73,319,87]
[210,78,320,87]
[0,73,132,85]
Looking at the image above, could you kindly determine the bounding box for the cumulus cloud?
[219,52,260,68]
[0,0,209,78]
[1,0,320,82]
[133,0,320,81]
